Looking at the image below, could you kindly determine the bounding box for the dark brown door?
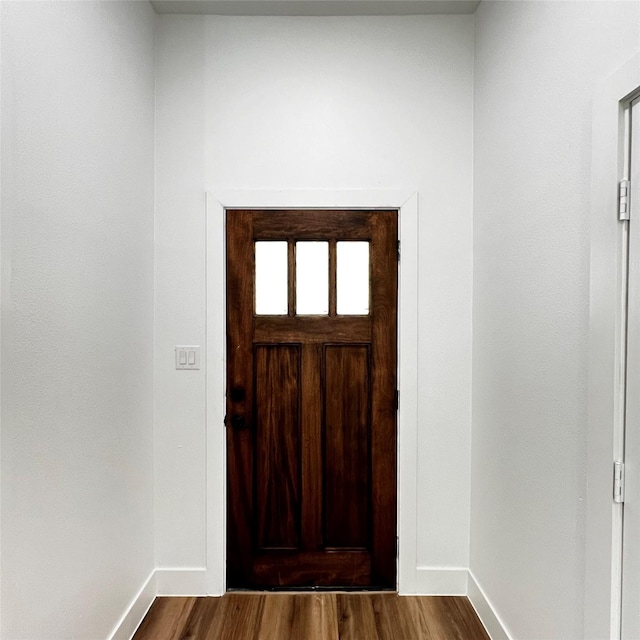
[226,209,397,589]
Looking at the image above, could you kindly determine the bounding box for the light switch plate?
[175,345,200,370]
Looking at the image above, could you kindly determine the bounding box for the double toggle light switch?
[175,345,200,370]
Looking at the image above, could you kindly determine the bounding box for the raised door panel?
[255,345,301,550]
[324,345,371,549]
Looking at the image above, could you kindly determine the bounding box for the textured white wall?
[471,2,640,638]
[154,15,474,585]
[4,2,635,634]
[0,2,156,638]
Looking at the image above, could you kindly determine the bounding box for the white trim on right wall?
[468,571,512,640]
[586,52,640,640]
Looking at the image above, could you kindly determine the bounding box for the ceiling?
[150,0,480,16]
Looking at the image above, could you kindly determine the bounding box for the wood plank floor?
[133,593,490,640]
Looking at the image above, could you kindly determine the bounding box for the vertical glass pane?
[296,242,329,315]
[255,241,288,315]
[337,242,369,315]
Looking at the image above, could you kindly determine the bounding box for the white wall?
[154,14,474,590]
[4,2,636,635]
[471,2,640,639]
[0,2,156,638]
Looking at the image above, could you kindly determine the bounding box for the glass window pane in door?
[337,241,369,315]
[255,241,288,315]
[296,242,329,315]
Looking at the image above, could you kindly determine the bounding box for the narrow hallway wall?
[471,2,640,638]
[0,3,156,637]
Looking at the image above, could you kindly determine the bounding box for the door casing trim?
[205,189,419,595]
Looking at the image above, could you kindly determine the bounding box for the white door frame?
[586,53,640,640]
[205,189,419,595]
[621,95,640,639]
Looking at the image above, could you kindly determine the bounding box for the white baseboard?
[105,566,509,640]
[104,567,208,640]
[107,570,156,640]
[467,570,512,640]
[406,567,468,595]
[155,567,208,596]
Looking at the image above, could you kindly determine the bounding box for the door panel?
[255,345,300,551]
[226,209,398,589]
[324,345,371,549]
[622,96,640,639]
[251,551,371,586]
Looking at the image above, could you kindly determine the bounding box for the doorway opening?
[586,54,640,639]
[205,190,419,596]
[619,93,640,639]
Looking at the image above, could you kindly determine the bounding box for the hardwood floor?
[133,593,490,640]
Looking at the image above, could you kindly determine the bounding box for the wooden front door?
[226,209,397,589]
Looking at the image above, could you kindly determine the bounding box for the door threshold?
[227,587,397,593]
